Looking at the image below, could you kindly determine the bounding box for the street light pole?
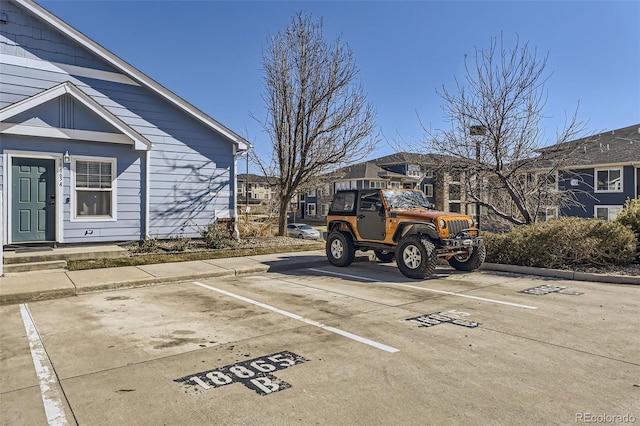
[469,125,486,230]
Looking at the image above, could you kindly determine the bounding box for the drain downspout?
[145,149,151,239]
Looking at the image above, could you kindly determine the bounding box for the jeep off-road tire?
[326,231,356,267]
[395,235,437,279]
[374,250,395,263]
[448,241,486,271]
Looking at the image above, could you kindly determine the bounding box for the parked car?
[287,223,321,240]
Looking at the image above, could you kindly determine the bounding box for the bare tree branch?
[254,12,377,235]
[424,34,587,228]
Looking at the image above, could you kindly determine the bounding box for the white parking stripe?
[307,268,538,310]
[192,281,399,353]
[19,304,69,426]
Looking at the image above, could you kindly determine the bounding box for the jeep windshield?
[382,189,432,209]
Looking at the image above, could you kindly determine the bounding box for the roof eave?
[13,0,250,151]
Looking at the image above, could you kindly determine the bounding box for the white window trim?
[424,184,433,197]
[70,155,117,222]
[594,205,623,221]
[594,168,623,193]
[545,207,558,221]
[307,203,316,216]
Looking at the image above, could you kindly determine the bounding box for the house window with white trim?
[370,181,386,189]
[73,158,116,219]
[595,168,622,192]
[423,184,433,197]
[595,205,622,221]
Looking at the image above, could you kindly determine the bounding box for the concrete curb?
[481,263,640,285]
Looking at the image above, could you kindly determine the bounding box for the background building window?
[595,205,622,221]
[307,203,316,216]
[596,169,622,192]
[74,158,115,219]
[424,184,433,197]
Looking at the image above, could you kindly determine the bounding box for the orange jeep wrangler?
[325,188,485,279]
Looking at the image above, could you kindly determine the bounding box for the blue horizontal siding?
[1,2,239,243]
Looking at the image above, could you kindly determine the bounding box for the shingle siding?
[0,1,117,72]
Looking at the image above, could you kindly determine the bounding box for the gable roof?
[537,124,640,169]
[336,160,418,181]
[0,81,152,150]
[12,0,250,152]
[373,152,451,166]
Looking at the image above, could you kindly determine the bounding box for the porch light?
[63,151,71,163]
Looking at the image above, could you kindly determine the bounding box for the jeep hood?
[391,209,470,221]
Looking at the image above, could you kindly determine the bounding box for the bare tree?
[256,12,377,235]
[425,35,586,227]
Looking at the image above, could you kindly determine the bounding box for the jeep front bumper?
[442,236,483,248]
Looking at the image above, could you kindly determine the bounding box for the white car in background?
[287,223,321,240]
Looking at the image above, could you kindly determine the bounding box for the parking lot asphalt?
[1,257,639,425]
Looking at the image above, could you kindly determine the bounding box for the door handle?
[357,214,365,219]
[50,193,55,206]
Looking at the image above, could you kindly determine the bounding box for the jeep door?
[356,191,386,240]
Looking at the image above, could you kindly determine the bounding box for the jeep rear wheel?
[326,231,356,267]
[448,241,486,271]
[396,235,437,279]
[374,250,395,263]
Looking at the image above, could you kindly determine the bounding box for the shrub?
[166,236,190,252]
[201,223,234,249]
[130,237,160,253]
[616,198,640,234]
[237,219,276,237]
[484,217,636,268]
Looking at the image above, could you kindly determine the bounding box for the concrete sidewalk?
[0,250,336,305]
[1,250,638,305]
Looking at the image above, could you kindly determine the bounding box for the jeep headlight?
[468,218,475,227]
[438,219,446,229]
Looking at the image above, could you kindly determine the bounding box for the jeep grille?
[447,219,467,237]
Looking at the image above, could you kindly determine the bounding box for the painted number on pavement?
[174,351,308,396]
[522,285,583,296]
[406,310,480,328]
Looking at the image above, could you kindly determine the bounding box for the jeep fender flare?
[393,222,439,242]
[327,220,356,238]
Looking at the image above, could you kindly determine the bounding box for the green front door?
[11,157,56,243]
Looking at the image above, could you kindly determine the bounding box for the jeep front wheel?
[374,250,395,263]
[396,235,437,279]
[448,241,486,271]
[326,231,356,267]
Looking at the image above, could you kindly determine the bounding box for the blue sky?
[39,1,640,172]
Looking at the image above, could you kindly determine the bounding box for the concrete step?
[3,260,68,273]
